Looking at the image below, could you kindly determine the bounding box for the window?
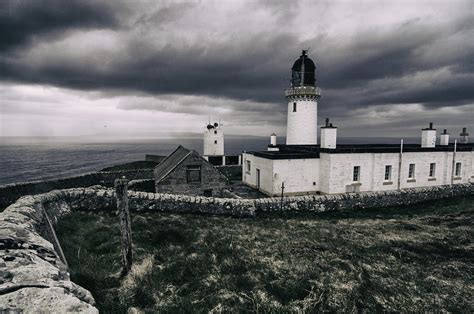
[408,164,415,179]
[384,165,392,181]
[214,140,217,144]
[429,163,436,177]
[186,165,201,183]
[455,162,461,176]
[293,102,297,112]
[214,130,217,134]
[353,166,360,182]
[246,160,251,173]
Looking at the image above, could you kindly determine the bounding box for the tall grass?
[56,196,474,313]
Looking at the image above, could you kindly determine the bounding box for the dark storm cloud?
[0,0,121,52]
[0,0,473,133]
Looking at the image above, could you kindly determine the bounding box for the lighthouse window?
[186,165,201,183]
[384,165,392,181]
[214,140,217,144]
[293,102,297,112]
[353,166,360,182]
[214,130,217,134]
[408,164,415,179]
[455,162,461,176]
[429,163,436,177]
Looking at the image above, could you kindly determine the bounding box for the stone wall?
[155,152,228,196]
[1,183,471,311]
[0,191,98,312]
[0,169,154,210]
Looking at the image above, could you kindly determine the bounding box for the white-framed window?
[214,140,217,144]
[384,165,392,181]
[455,162,461,176]
[429,163,436,177]
[293,102,297,112]
[408,164,415,179]
[353,166,360,182]
[246,160,251,173]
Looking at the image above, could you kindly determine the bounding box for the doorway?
[256,169,261,190]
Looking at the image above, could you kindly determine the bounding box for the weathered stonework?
[0,192,98,313]
[0,183,471,311]
[0,169,154,210]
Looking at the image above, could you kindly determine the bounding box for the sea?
[0,136,418,186]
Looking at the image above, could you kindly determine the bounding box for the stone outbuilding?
[154,145,229,196]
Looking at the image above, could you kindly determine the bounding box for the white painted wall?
[320,127,337,149]
[241,153,274,195]
[272,158,319,195]
[286,99,318,145]
[203,127,224,156]
[243,150,473,195]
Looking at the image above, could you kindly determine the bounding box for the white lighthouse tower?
[285,50,321,145]
[203,121,224,157]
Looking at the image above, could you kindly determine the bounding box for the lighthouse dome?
[291,50,316,87]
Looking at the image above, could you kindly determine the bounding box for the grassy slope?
[56,196,474,313]
[100,161,158,172]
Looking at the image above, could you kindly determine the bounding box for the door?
[256,169,261,190]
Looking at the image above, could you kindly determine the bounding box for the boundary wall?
[0,183,472,311]
[0,169,154,210]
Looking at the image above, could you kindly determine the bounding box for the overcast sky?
[1,0,473,138]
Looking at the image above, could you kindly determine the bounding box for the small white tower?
[459,127,469,143]
[440,129,449,146]
[421,122,436,148]
[203,121,224,156]
[285,50,321,145]
[320,118,337,149]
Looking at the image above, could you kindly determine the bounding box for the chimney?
[421,122,437,148]
[440,129,449,146]
[268,133,279,151]
[459,127,469,143]
[320,118,337,149]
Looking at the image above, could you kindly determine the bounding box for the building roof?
[246,143,474,160]
[154,145,193,183]
[291,50,316,87]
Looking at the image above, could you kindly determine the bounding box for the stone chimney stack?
[421,122,436,148]
[459,127,469,143]
[440,129,449,146]
[320,118,337,149]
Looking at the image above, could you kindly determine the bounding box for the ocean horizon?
[0,136,420,186]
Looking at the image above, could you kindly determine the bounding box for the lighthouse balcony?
[285,86,321,97]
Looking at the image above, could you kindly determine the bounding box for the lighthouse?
[285,50,321,145]
[203,121,224,157]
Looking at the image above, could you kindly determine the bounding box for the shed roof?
[154,145,193,183]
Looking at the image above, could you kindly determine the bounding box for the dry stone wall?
[0,183,472,311]
[0,191,98,312]
[0,169,154,210]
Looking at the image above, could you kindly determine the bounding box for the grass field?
[56,196,474,313]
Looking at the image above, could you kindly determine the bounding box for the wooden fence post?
[115,178,132,276]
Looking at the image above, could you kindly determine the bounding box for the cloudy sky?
[1,0,473,138]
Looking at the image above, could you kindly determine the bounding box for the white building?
[203,121,242,166]
[242,51,474,195]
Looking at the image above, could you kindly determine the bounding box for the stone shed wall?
[155,153,228,196]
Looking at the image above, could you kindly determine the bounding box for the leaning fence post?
[115,178,132,276]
